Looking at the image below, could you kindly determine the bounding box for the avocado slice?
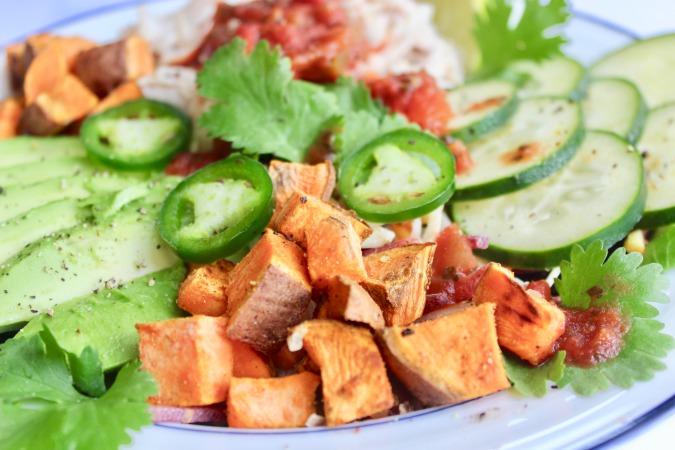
[0,180,181,332]
[0,156,106,187]
[0,136,86,169]
[17,264,187,371]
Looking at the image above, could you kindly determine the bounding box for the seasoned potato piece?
[380,303,510,406]
[274,191,372,248]
[271,343,306,372]
[137,316,233,406]
[0,98,23,138]
[91,81,143,114]
[316,275,385,330]
[268,160,335,220]
[20,74,98,136]
[74,35,155,97]
[226,229,312,353]
[290,320,395,426]
[472,263,566,365]
[177,259,234,317]
[362,243,436,326]
[231,340,273,379]
[227,372,320,428]
[306,216,368,288]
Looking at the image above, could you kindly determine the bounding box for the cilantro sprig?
[0,328,156,450]
[644,225,675,270]
[473,0,570,77]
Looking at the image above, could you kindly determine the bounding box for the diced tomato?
[165,142,233,176]
[432,224,479,276]
[446,138,474,175]
[526,279,553,301]
[368,71,453,136]
[424,265,488,314]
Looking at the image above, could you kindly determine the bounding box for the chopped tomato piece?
[432,224,479,276]
[165,142,232,176]
[446,138,474,175]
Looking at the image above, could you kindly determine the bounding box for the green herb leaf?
[198,38,339,162]
[504,351,565,397]
[68,346,106,397]
[0,330,156,450]
[644,225,675,270]
[474,0,570,76]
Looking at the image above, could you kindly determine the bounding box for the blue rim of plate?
[1,1,673,448]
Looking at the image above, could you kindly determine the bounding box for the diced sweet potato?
[289,320,395,426]
[268,160,335,220]
[316,275,385,330]
[232,340,273,378]
[6,42,29,93]
[274,191,372,249]
[20,74,98,136]
[177,259,234,317]
[227,372,321,428]
[91,81,143,114]
[306,216,368,288]
[137,315,233,407]
[389,221,415,240]
[472,263,566,365]
[0,98,23,139]
[362,243,436,326]
[271,343,306,372]
[380,303,510,406]
[23,36,95,104]
[74,35,155,97]
[226,229,312,353]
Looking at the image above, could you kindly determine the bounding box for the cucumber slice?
[0,137,85,168]
[0,156,103,187]
[636,102,675,228]
[454,97,584,200]
[451,131,645,269]
[506,56,586,100]
[591,34,675,108]
[582,77,648,144]
[446,79,518,142]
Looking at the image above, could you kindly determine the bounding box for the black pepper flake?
[31,309,38,313]
[478,412,487,420]
[300,195,307,204]
[408,139,416,145]
[401,328,415,336]
[76,328,81,334]
[156,245,161,250]
[30,295,36,299]
[0,186,4,195]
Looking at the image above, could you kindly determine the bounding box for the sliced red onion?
[466,235,489,250]
[151,405,226,424]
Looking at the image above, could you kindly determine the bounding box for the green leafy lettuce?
[504,351,565,397]
[644,225,675,270]
[473,0,570,77]
[0,328,156,450]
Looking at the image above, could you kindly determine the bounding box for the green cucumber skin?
[453,115,585,201]
[450,95,519,143]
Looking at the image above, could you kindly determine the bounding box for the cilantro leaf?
[326,77,387,118]
[644,225,675,270]
[503,351,565,397]
[474,0,570,76]
[198,38,339,162]
[68,346,106,397]
[0,330,156,450]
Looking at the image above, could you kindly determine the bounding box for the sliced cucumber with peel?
[582,77,647,144]
[451,131,645,269]
[591,34,675,108]
[454,97,584,200]
[637,102,675,228]
[445,78,518,142]
[506,56,586,100]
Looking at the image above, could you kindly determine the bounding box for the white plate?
[1,2,674,449]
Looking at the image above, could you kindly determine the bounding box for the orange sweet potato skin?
[380,303,510,406]
[268,160,335,220]
[177,259,234,317]
[226,229,312,354]
[137,316,234,407]
[0,98,23,139]
[227,372,320,428]
[295,320,395,426]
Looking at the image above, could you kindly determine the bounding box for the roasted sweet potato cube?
[226,229,312,353]
[20,75,98,136]
[362,243,436,326]
[91,81,143,114]
[316,275,385,330]
[271,343,306,372]
[177,259,234,317]
[0,98,23,139]
[232,340,273,378]
[472,263,566,365]
[74,35,155,97]
[289,320,395,426]
[227,372,320,428]
[7,34,57,92]
[380,303,510,406]
[137,315,233,407]
[268,160,335,220]
[274,191,372,249]
[306,216,368,288]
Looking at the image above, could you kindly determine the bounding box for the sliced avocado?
[0,156,105,187]
[0,136,86,169]
[17,264,187,371]
[0,180,181,332]
[0,198,93,263]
